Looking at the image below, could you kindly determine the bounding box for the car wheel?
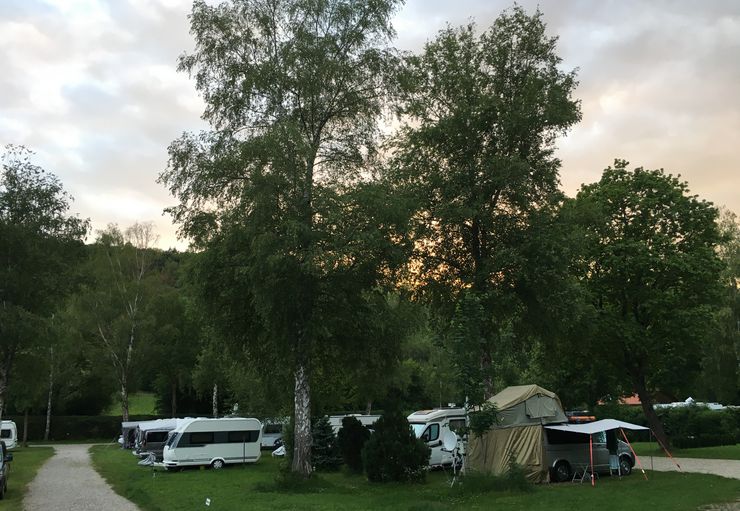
[0,479,5,500]
[619,456,632,476]
[211,459,225,470]
[553,461,572,483]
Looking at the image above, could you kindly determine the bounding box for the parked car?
[0,441,13,499]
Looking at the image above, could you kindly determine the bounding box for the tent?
[467,384,567,482]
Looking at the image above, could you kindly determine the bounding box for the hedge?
[4,415,163,442]
[594,404,740,447]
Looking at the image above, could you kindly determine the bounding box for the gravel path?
[23,444,140,511]
[640,456,740,480]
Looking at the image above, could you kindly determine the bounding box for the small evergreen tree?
[362,409,430,482]
[337,416,371,473]
[311,416,342,471]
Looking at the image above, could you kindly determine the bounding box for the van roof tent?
[485,384,568,427]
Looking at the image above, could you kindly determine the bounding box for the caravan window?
[0,430,10,439]
[264,424,282,434]
[189,432,214,445]
[146,431,169,443]
[227,430,260,443]
[166,432,179,447]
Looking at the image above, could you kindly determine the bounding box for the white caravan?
[163,417,262,469]
[0,421,17,450]
[407,407,466,466]
[328,414,381,435]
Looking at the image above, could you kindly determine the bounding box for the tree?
[389,7,580,400]
[568,160,723,446]
[80,222,158,421]
[160,0,405,476]
[699,208,739,403]
[0,145,88,421]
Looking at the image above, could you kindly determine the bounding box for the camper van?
[544,427,634,482]
[163,417,262,469]
[0,422,17,450]
[407,407,466,466]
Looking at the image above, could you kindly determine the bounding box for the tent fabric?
[544,419,649,435]
[468,384,568,481]
[486,385,567,427]
[467,425,548,483]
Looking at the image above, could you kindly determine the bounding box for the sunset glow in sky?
[2,0,738,249]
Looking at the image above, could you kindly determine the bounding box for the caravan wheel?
[211,459,225,470]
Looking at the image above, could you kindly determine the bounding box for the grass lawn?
[91,445,740,511]
[631,442,740,460]
[104,392,159,416]
[0,447,54,511]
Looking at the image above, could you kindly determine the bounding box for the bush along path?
[23,444,140,511]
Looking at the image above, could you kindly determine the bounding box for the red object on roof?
[619,394,642,406]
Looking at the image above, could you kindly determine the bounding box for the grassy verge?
[0,447,54,511]
[104,392,158,416]
[90,445,740,511]
[631,442,740,460]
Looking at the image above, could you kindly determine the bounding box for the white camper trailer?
[328,414,381,434]
[163,417,262,469]
[407,407,466,466]
[0,421,18,450]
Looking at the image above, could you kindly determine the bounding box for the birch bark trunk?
[291,362,312,476]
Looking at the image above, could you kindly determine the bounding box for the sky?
[1,0,738,250]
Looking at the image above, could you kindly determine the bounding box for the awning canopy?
[545,419,649,435]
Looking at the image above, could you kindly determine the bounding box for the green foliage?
[468,402,498,437]
[337,416,371,473]
[389,7,581,401]
[361,409,430,482]
[311,416,342,471]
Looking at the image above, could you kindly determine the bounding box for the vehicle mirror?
[4,454,13,462]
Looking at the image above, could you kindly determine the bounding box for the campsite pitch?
[91,445,740,511]
[0,446,53,511]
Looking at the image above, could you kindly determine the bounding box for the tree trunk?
[171,381,177,417]
[44,347,54,441]
[365,400,372,415]
[632,370,669,448]
[0,366,8,423]
[292,362,312,477]
[23,409,29,447]
[212,383,218,418]
[121,381,129,422]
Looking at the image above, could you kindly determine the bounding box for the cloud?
[0,0,738,252]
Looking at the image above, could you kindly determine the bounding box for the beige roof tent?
[467,384,567,482]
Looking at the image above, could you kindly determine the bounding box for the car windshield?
[410,423,426,438]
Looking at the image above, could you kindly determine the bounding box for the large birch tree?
[161,0,405,476]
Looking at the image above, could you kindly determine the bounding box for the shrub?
[361,410,430,483]
[337,416,370,473]
[311,416,342,471]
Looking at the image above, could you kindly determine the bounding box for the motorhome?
[163,417,262,469]
[407,407,466,466]
[0,421,17,450]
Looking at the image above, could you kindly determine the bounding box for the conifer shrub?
[337,416,371,473]
[361,410,430,482]
[311,416,342,471]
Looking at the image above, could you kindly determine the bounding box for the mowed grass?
[0,446,54,511]
[631,442,740,460]
[104,392,159,416]
[90,445,740,511]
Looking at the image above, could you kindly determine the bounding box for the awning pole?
[589,434,595,487]
[620,428,648,480]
